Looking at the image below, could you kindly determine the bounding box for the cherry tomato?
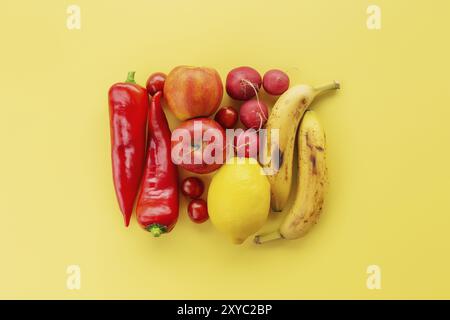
[181,177,204,199]
[214,106,238,129]
[146,72,166,96]
[188,199,209,223]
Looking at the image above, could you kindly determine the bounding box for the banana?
[262,81,338,212]
[255,111,327,243]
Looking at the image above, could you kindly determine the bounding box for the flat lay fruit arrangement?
[108,66,340,245]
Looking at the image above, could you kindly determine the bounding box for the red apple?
[164,66,223,120]
[171,118,226,174]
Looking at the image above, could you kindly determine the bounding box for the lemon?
[207,157,270,244]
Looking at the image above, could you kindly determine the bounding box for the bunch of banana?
[255,81,339,244]
[262,81,339,212]
[255,111,328,243]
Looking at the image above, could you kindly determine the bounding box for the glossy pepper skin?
[136,91,179,237]
[109,71,149,227]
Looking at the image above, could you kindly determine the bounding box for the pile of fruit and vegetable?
[108,65,340,245]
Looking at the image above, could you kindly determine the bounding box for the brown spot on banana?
[292,213,303,226]
[310,154,317,175]
[274,147,283,169]
[284,164,288,181]
[305,132,314,150]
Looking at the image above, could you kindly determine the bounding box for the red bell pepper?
[108,71,149,226]
[136,91,179,237]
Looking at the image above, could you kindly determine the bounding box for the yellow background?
[1,0,449,299]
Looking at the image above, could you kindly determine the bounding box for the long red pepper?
[136,91,179,237]
[108,71,149,226]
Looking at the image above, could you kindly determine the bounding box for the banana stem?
[314,81,340,95]
[254,231,283,244]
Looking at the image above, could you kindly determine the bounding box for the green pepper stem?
[126,71,136,84]
[147,224,167,237]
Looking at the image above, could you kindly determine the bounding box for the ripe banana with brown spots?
[262,81,338,212]
[255,111,327,243]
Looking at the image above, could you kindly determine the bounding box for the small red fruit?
[188,199,209,223]
[226,66,262,100]
[214,107,238,129]
[239,99,269,129]
[146,72,166,96]
[181,177,204,199]
[263,69,290,95]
